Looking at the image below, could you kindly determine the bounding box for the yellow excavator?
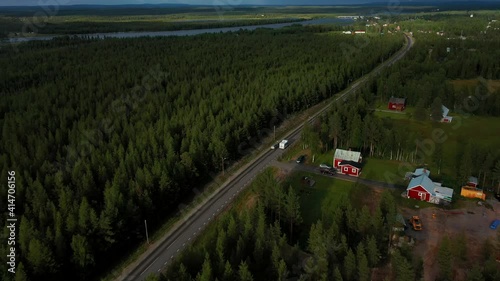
[409,216,422,231]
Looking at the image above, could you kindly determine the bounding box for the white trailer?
[279,140,289,149]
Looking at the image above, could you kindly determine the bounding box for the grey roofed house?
[407,174,435,194]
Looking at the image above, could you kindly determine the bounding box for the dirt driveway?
[400,199,500,281]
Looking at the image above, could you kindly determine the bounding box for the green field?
[285,171,355,225]
[377,114,500,179]
[360,158,412,185]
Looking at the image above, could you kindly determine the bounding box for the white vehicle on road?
[279,139,289,149]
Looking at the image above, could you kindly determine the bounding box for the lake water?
[5,18,353,43]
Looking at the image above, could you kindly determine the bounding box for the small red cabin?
[388,97,406,111]
[338,160,362,177]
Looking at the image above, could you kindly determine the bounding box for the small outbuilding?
[461,186,486,200]
[440,105,453,123]
[467,176,479,188]
[388,97,406,111]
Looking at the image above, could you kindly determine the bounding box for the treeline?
[1,17,309,36]
[161,170,420,281]
[0,28,403,280]
[434,234,500,281]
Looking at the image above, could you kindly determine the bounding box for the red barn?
[333,149,362,169]
[406,174,434,201]
[388,97,406,111]
[467,176,478,188]
[338,160,362,177]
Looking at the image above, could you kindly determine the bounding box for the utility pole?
[144,220,149,244]
[274,125,276,141]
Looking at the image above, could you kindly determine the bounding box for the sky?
[0,0,462,6]
[0,0,498,5]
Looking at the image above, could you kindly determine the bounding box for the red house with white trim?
[388,97,406,111]
[406,174,433,201]
[333,149,362,169]
[338,160,362,177]
[406,170,454,204]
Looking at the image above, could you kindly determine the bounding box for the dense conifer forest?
[161,170,410,281]
[0,27,403,280]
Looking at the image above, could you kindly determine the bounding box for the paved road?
[119,34,414,281]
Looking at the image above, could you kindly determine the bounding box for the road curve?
[119,33,414,281]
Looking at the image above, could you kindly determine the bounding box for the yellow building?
[460,186,486,200]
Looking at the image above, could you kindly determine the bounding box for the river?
[5,18,353,43]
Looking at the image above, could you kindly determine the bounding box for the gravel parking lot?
[401,199,500,281]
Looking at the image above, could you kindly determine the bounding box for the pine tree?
[197,253,212,281]
[357,252,370,281]
[430,97,443,122]
[413,99,427,121]
[467,265,484,281]
[285,187,302,241]
[343,248,356,281]
[438,237,453,281]
[238,261,254,281]
[277,259,289,281]
[222,260,234,281]
[71,234,94,269]
[366,235,380,267]
[334,267,344,281]
[214,230,226,273]
[15,262,28,281]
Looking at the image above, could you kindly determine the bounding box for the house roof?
[334,149,361,162]
[407,174,434,193]
[433,183,454,199]
[339,160,363,169]
[389,97,406,104]
[414,168,430,177]
[442,105,450,117]
[468,176,478,184]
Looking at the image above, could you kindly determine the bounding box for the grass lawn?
[360,158,412,185]
[285,171,355,226]
[382,114,500,179]
[374,110,410,120]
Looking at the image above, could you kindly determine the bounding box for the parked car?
[490,219,500,230]
[319,163,333,169]
[296,155,305,164]
[270,143,279,150]
[319,168,335,176]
